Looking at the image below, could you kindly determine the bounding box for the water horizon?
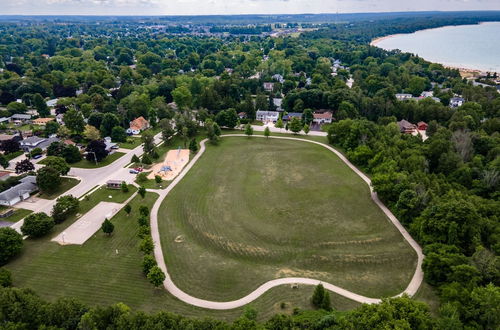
[372,22,500,73]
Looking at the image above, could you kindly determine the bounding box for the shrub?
[0,228,23,266]
[137,172,148,182]
[138,216,149,227]
[21,213,55,238]
[140,237,154,254]
[147,266,165,287]
[139,206,149,217]
[0,268,12,287]
[138,225,150,239]
[31,147,43,157]
[131,154,140,163]
[142,255,157,275]
[141,154,152,165]
[121,182,129,193]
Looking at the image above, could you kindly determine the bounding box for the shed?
[106,180,123,190]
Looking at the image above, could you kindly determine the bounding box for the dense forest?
[0,11,498,329]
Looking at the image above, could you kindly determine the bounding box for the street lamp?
[88,151,98,165]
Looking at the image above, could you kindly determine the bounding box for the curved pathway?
[150,134,424,310]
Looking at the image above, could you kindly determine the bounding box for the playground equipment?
[148,148,190,181]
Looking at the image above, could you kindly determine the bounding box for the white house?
[450,97,465,108]
[313,112,333,125]
[273,98,283,111]
[256,110,279,123]
[0,176,37,206]
[396,93,413,101]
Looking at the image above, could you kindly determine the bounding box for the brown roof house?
[32,117,55,126]
[313,111,333,125]
[397,120,417,134]
[127,116,150,135]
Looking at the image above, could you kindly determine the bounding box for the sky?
[2,0,500,16]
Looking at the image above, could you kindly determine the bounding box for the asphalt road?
[10,133,162,232]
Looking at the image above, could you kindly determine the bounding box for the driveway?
[9,132,162,233]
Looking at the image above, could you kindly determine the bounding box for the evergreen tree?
[101,218,114,236]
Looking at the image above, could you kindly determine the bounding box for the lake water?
[373,22,500,73]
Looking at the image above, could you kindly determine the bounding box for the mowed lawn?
[159,137,417,301]
[2,188,358,321]
[71,152,125,169]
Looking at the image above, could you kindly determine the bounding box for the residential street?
[252,123,328,136]
[9,133,162,232]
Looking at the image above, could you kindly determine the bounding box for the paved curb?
[150,135,424,310]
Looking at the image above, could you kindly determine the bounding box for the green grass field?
[37,177,80,200]
[158,137,417,301]
[119,137,142,149]
[1,208,33,222]
[2,136,433,321]
[4,190,361,321]
[71,152,125,169]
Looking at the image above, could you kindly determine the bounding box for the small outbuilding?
[106,180,123,190]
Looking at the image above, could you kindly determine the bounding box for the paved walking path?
[150,134,423,310]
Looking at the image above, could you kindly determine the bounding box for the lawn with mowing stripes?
[3,188,360,320]
[159,137,417,301]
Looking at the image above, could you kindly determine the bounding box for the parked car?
[134,167,143,172]
[33,154,43,159]
[129,169,139,174]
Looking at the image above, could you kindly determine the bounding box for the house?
[263,82,275,92]
[397,120,417,134]
[396,94,414,101]
[46,99,58,107]
[256,111,279,123]
[450,97,465,108]
[32,117,55,126]
[417,121,428,131]
[126,116,150,135]
[19,136,60,152]
[313,112,333,125]
[63,139,77,147]
[10,114,32,125]
[420,91,434,98]
[282,112,302,122]
[238,112,247,119]
[0,117,10,125]
[0,176,37,206]
[272,74,285,83]
[56,113,64,124]
[106,180,123,190]
[273,98,283,111]
[103,137,118,153]
[0,133,22,144]
[0,171,11,181]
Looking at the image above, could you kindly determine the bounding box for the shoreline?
[370,22,500,75]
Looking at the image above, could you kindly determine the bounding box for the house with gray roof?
[256,110,279,123]
[19,136,60,152]
[0,176,37,206]
[10,114,32,124]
